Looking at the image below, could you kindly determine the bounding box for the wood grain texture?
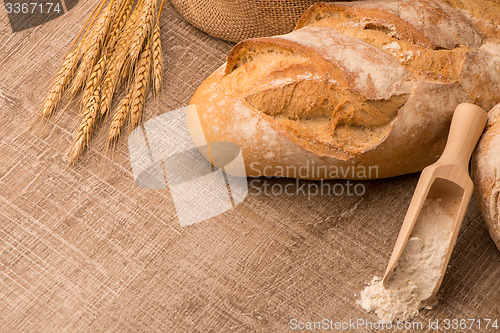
[0,1,499,332]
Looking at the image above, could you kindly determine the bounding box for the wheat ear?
[70,2,115,97]
[82,55,107,109]
[129,41,152,128]
[39,49,80,120]
[69,88,101,163]
[106,0,134,55]
[107,93,131,147]
[114,0,154,91]
[99,0,146,117]
[127,0,156,67]
[151,22,162,98]
[36,0,109,122]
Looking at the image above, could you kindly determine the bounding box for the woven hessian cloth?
[170,0,320,42]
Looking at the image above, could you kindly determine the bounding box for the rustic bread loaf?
[187,0,500,179]
[472,103,500,252]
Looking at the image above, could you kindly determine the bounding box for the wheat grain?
[69,88,101,163]
[107,93,131,146]
[151,22,162,97]
[129,41,152,128]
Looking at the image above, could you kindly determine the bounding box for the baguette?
[188,0,500,179]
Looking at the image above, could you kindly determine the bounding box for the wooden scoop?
[382,103,488,302]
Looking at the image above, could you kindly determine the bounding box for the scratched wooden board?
[0,1,499,332]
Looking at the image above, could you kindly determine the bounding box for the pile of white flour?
[357,198,454,323]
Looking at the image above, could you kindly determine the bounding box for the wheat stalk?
[37,0,112,122]
[36,0,164,162]
[129,40,152,128]
[70,1,115,97]
[127,0,156,66]
[114,0,154,91]
[69,87,101,162]
[152,22,163,97]
[105,0,164,145]
[100,0,147,117]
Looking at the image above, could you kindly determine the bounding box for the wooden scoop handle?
[437,103,488,168]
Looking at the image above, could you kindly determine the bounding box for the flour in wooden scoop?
[357,198,454,323]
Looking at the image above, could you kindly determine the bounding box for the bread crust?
[188,0,500,180]
[472,103,500,251]
[296,0,483,49]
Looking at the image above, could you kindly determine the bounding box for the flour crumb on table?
[357,198,454,323]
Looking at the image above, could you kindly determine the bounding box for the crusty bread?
[188,0,500,179]
[442,0,500,39]
[472,103,500,252]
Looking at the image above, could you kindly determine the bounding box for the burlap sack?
[170,0,320,43]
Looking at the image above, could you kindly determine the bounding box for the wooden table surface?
[0,1,499,332]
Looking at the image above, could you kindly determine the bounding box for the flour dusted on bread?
[188,0,500,179]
